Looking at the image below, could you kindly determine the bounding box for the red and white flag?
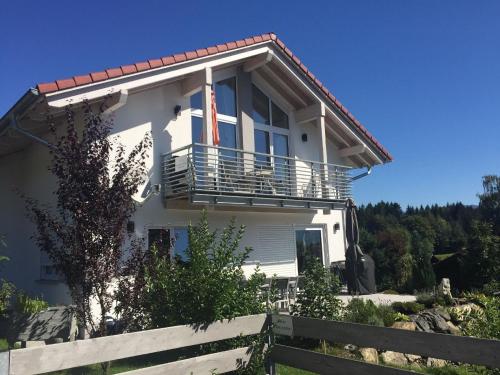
[211,89,220,145]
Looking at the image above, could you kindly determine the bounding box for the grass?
[0,338,8,352]
[433,252,456,261]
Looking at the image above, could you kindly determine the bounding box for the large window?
[190,77,238,149]
[252,85,290,193]
[295,228,324,274]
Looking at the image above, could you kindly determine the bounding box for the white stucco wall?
[0,75,350,305]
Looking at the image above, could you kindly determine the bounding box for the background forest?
[358,175,500,294]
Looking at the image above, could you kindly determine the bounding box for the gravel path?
[337,293,417,306]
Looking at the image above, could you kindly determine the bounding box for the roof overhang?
[0,33,392,164]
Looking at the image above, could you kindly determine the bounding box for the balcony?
[161,144,352,210]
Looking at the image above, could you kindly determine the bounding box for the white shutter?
[248,225,296,265]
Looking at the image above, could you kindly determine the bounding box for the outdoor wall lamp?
[334,223,340,233]
[301,133,308,142]
[174,105,182,117]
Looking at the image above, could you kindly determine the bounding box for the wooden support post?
[317,103,328,200]
[0,351,9,375]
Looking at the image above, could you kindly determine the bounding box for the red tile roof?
[36,33,392,161]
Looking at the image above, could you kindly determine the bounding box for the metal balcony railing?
[161,144,352,206]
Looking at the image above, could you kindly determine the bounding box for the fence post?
[265,313,276,375]
[0,351,9,375]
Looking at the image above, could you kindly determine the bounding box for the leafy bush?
[14,292,48,315]
[0,280,14,317]
[116,212,270,374]
[291,257,342,320]
[461,294,500,340]
[416,292,436,308]
[342,298,397,327]
[391,301,425,315]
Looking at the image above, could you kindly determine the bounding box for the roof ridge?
[36,32,392,161]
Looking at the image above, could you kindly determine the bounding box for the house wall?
[0,72,349,305]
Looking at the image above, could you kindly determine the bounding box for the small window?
[148,228,171,257]
[252,85,270,125]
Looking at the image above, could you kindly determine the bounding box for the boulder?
[411,315,433,333]
[391,321,416,331]
[405,354,422,364]
[427,357,447,368]
[446,321,461,335]
[381,351,408,367]
[433,307,451,321]
[412,310,450,333]
[344,344,358,352]
[359,348,379,364]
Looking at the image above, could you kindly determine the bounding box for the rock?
[427,357,447,368]
[438,278,452,299]
[411,315,433,332]
[433,307,451,321]
[381,351,408,367]
[391,321,416,331]
[360,348,379,364]
[422,311,449,333]
[405,354,422,364]
[344,344,357,352]
[446,321,461,335]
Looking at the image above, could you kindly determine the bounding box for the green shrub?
[291,257,342,321]
[343,298,397,327]
[0,280,14,317]
[14,292,48,315]
[461,294,500,340]
[416,292,437,308]
[391,301,425,315]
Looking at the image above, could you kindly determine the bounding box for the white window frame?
[252,83,290,158]
[190,76,239,149]
[293,225,328,275]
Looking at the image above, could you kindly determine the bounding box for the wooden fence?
[270,314,500,374]
[1,313,499,374]
[0,314,267,375]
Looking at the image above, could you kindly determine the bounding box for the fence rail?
[1,314,267,375]
[270,314,500,373]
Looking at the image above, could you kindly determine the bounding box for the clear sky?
[1,0,499,208]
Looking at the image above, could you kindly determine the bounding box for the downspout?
[351,166,372,181]
[10,114,57,149]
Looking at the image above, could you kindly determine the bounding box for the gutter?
[0,88,40,138]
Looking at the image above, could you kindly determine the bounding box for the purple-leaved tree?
[24,101,151,340]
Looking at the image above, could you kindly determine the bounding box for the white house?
[0,33,392,305]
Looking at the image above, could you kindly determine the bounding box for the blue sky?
[1,0,499,208]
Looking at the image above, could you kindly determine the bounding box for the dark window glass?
[190,91,202,110]
[295,229,323,274]
[254,129,270,167]
[218,121,237,161]
[148,228,170,257]
[191,116,203,144]
[215,77,237,117]
[173,228,189,262]
[272,102,289,129]
[252,85,270,125]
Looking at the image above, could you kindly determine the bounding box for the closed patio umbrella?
[345,198,376,295]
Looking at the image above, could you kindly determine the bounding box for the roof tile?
[135,62,150,72]
[196,48,208,57]
[74,74,93,86]
[121,65,137,74]
[56,78,76,90]
[148,59,163,68]
[207,46,218,55]
[106,68,123,78]
[185,51,198,60]
[90,71,108,82]
[235,40,246,48]
[161,56,175,65]
[173,53,186,63]
[226,41,237,50]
